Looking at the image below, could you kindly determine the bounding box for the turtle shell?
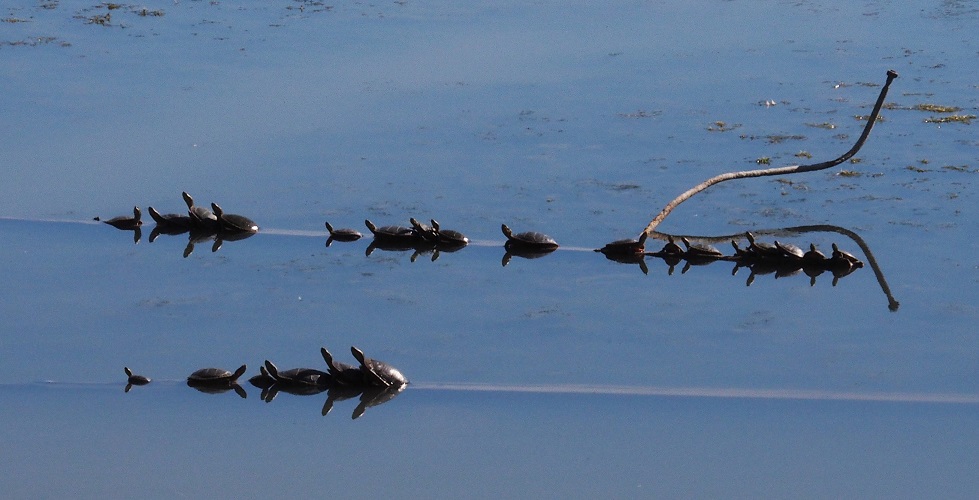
[101,206,142,230]
[431,219,469,246]
[182,192,218,228]
[774,241,805,260]
[325,222,362,241]
[801,243,826,265]
[681,237,723,259]
[211,203,259,233]
[351,346,409,387]
[501,224,558,250]
[187,364,247,384]
[365,219,419,242]
[263,360,327,387]
[597,232,647,256]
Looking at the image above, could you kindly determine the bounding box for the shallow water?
[2,0,978,497]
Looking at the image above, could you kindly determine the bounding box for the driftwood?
[643,70,899,235]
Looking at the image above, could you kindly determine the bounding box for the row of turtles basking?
[124,346,408,418]
[98,198,864,284]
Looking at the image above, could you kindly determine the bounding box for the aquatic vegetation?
[924,114,975,124]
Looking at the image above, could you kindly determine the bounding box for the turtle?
[801,243,827,266]
[124,367,150,386]
[681,237,723,261]
[596,232,647,256]
[501,224,558,251]
[182,191,218,229]
[99,206,142,230]
[325,221,363,246]
[187,364,248,387]
[431,219,469,248]
[321,347,364,386]
[350,346,409,388]
[148,206,192,228]
[263,360,328,387]
[211,203,259,233]
[774,240,805,261]
[365,219,419,243]
[649,235,683,258]
[730,240,753,261]
[745,232,781,260]
[830,243,864,269]
[409,218,439,242]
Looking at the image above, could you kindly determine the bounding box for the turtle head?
[231,364,248,381]
[350,346,367,366]
[263,360,278,378]
[124,367,133,377]
[182,192,194,209]
[431,219,441,232]
[365,219,377,233]
[210,203,224,218]
[501,224,513,239]
[325,222,335,233]
[638,232,648,245]
[133,206,141,221]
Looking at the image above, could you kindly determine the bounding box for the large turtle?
[596,232,647,256]
[681,237,723,261]
[431,219,469,248]
[187,364,247,386]
[350,346,408,388]
[211,203,259,233]
[774,240,805,261]
[98,206,142,230]
[745,232,781,260]
[187,364,248,397]
[501,224,558,251]
[365,219,419,243]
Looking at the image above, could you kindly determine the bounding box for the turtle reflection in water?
[187,364,248,398]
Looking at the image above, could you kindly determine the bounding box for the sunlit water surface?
[2,0,977,497]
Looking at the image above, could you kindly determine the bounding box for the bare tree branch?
[643,70,899,235]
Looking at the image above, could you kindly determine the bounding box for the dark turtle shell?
[350,346,408,388]
[431,219,469,247]
[101,206,142,230]
[597,232,647,256]
[365,219,419,242]
[211,203,259,233]
[681,237,723,259]
[182,192,217,228]
[263,360,328,387]
[501,224,558,250]
[325,222,362,241]
[774,240,805,260]
[124,367,151,385]
[187,364,247,385]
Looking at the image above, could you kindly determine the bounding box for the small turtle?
[830,243,864,269]
[409,218,438,242]
[501,224,558,251]
[431,219,469,247]
[774,240,805,261]
[263,360,328,387]
[596,232,647,256]
[365,219,419,243]
[182,191,218,228]
[681,237,723,261]
[730,240,753,261]
[745,232,781,259]
[211,203,259,233]
[325,222,363,245]
[650,235,683,257]
[321,347,363,386]
[350,346,409,388]
[801,243,827,265]
[187,364,247,387]
[99,206,142,230]
[124,367,151,386]
[148,206,192,228]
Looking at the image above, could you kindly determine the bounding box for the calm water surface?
[1,0,977,497]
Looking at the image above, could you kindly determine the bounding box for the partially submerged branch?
[643,70,899,235]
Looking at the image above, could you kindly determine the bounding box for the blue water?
[2,0,977,497]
